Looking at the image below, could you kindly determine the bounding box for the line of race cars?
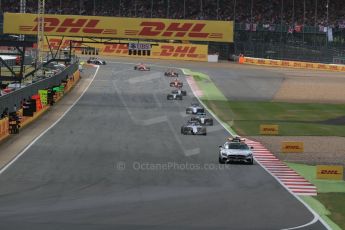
[89,61,254,165]
[133,63,254,165]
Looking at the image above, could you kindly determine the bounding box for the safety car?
[218,137,254,164]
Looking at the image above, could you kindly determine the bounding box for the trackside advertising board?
[44,36,208,62]
[281,142,304,153]
[316,165,343,180]
[243,57,345,72]
[4,13,233,42]
[259,124,279,135]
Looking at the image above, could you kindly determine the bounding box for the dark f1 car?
[190,112,213,126]
[181,121,207,135]
[170,79,183,88]
[87,57,106,65]
[164,70,179,77]
[134,63,150,71]
[167,92,183,100]
[171,89,187,96]
[186,103,205,114]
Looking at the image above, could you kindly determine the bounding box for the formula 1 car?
[171,89,187,96]
[218,137,254,164]
[134,63,150,71]
[181,121,207,135]
[170,79,183,88]
[87,57,106,65]
[186,103,205,114]
[164,69,179,77]
[190,112,213,126]
[167,91,183,100]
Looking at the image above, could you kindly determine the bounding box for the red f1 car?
[134,63,150,71]
[170,79,183,88]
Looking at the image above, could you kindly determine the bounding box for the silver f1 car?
[171,89,187,96]
[190,112,213,126]
[87,57,106,65]
[218,137,254,164]
[186,103,205,114]
[167,91,183,100]
[134,63,150,71]
[181,121,207,135]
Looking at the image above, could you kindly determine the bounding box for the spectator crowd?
[1,0,345,30]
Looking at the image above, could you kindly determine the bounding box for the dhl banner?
[260,124,279,135]
[44,36,208,62]
[4,13,233,42]
[281,141,304,153]
[242,57,345,72]
[316,165,343,180]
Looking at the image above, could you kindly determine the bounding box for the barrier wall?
[0,63,78,113]
[44,37,208,62]
[241,57,345,72]
[0,118,9,141]
[0,68,81,142]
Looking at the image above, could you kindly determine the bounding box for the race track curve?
[0,61,327,230]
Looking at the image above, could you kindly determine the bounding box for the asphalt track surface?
[0,61,327,229]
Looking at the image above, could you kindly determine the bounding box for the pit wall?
[240,56,345,72]
[0,69,80,142]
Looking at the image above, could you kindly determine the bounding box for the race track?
[0,61,327,229]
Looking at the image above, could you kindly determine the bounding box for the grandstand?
[1,0,344,62]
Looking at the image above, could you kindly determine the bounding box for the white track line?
[100,60,330,230]
[0,66,100,175]
[182,69,331,230]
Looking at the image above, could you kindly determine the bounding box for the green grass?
[316,193,345,230]
[182,68,345,137]
[183,68,345,229]
[206,100,345,136]
[286,163,345,193]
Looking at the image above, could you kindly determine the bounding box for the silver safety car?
[218,137,254,164]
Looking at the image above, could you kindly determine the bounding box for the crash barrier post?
[259,124,279,135]
[281,141,304,153]
[242,57,345,72]
[316,165,344,180]
[0,117,9,141]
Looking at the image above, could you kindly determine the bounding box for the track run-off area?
[0,59,329,230]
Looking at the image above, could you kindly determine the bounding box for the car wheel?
[248,158,254,165]
[219,157,225,164]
